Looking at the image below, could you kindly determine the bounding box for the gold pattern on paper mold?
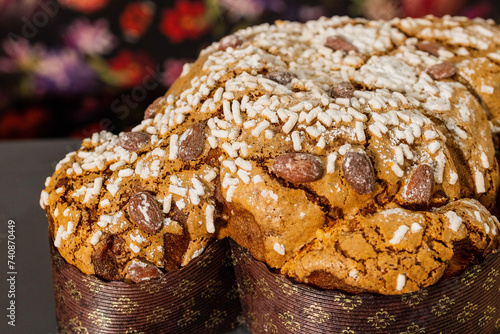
[125,329,145,334]
[236,247,252,264]
[461,266,482,286]
[54,283,66,307]
[223,249,234,267]
[278,311,300,332]
[230,247,241,265]
[401,289,428,308]
[401,323,426,334]
[226,282,241,300]
[431,295,456,317]
[196,250,214,268]
[333,293,363,312]
[367,309,396,329]
[235,314,246,326]
[303,303,330,324]
[87,309,112,328]
[52,251,66,269]
[340,327,355,334]
[140,279,164,294]
[65,280,82,301]
[495,316,500,328]
[68,316,89,334]
[478,306,497,327]
[81,275,103,294]
[205,309,227,329]
[58,322,68,334]
[202,279,223,299]
[457,302,479,324]
[111,297,139,314]
[146,306,172,324]
[177,309,201,328]
[241,278,256,297]
[483,268,499,290]
[182,297,196,309]
[256,278,274,299]
[274,276,298,296]
[173,279,196,298]
[259,313,278,334]
[245,311,256,326]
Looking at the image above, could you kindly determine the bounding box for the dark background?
[0,0,499,140]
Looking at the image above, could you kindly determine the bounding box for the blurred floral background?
[0,0,499,139]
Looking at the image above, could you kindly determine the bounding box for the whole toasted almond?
[118,132,151,152]
[272,153,323,183]
[426,62,456,80]
[342,151,375,194]
[329,81,355,99]
[144,96,165,120]
[265,71,297,86]
[416,41,443,57]
[404,164,434,205]
[127,260,161,283]
[91,236,124,281]
[128,192,163,234]
[178,123,205,160]
[325,36,358,53]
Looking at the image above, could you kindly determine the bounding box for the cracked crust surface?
[41,15,500,293]
[280,199,499,294]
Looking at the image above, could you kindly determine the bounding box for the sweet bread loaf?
[41,15,500,296]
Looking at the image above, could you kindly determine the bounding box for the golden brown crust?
[41,15,500,293]
[280,199,499,294]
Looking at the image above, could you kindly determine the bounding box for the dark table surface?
[0,139,82,334]
[0,139,248,334]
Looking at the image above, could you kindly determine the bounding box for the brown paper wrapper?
[50,238,241,334]
[231,240,500,334]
